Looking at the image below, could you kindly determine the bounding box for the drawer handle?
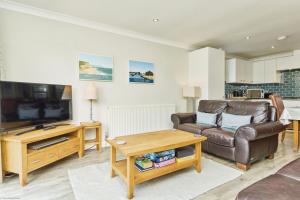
[31,160,41,164]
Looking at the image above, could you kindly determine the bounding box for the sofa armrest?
[171,113,196,128]
[235,121,285,141]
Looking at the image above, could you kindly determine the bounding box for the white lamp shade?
[84,82,97,100]
[61,85,72,100]
[182,86,200,98]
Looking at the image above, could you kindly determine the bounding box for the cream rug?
[68,158,242,200]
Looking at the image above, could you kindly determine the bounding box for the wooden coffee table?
[106,129,207,199]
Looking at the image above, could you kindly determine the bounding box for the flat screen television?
[0,81,72,132]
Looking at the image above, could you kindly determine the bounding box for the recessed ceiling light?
[271,45,275,49]
[245,36,251,40]
[152,18,159,22]
[277,35,287,41]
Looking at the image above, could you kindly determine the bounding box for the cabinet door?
[225,59,237,83]
[252,61,265,83]
[277,56,293,70]
[292,55,300,69]
[236,60,245,83]
[242,60,252,83]
[264,59,278,83]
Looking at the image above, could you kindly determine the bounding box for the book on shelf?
[154,158,176,168]
[175,146,194,158]
[135,163,153,172]
[135,157,153,169]
[144,149,175,161]
[176,155,195,163]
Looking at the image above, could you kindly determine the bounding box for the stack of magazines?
[145,149,176,168]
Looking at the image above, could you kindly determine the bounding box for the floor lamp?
[84,82,97,122]
[182,86,201,113]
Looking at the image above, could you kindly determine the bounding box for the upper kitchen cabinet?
[252,61,265,83]
[252,59,280,83]
[264,59,280,83]
[276,56,294,70]
[225,58,252,83]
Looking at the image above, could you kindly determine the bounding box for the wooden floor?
[1,132,299,200]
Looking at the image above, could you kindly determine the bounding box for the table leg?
[96,127,101,151]
[78,128,84,158]
[20,144,28,186]
[0,138,3,183]
[127,156,135,199]
[110,146,116,177]
[194,142,202,173]
[293,120,299,152]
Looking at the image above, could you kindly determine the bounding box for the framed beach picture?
[79,53,113,81]
[129,60,154,84]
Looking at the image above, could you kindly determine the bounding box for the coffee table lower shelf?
[112,158,198,184]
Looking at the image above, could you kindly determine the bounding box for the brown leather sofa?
[171,100,285,170]
[236,157,300,200]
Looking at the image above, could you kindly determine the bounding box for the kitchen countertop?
[226,97,300,101]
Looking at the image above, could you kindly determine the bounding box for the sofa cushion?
[226,101,270,123]
[196,112,217,126]
[277,158,300,181]
[236,174,300,200]
[198,100,227,126]
[178,123,214,135]
[202,128,235,147]
[221,113,252,130]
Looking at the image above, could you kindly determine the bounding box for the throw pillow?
[196,112,217,126]
[221,113,252,130]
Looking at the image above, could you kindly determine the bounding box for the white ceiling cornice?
[0,0,190,50]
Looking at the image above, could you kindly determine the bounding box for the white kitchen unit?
[264,59,280,83]
[225,58,252,83]
[252,61,265,83]
[292,54,300,69]
[252,59,280,83]
[276,56,294,71]
[189,47,225,100]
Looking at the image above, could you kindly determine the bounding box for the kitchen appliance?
[246,89,264,99]
[233,90,244,97]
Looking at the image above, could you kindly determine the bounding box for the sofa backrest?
[226,101,270,123]
[197,100,272,125]
[198,100,227,125]
[198,100,227,113]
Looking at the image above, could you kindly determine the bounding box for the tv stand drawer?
[27,137,79,172]
[59,139,80,158]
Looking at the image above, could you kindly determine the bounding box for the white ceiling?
[6,0,300,58]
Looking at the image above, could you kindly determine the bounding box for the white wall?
[0,9,188,134]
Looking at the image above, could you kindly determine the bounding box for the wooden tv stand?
[1,125,83,186]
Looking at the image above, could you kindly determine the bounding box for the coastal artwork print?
[129,60,154,84]
[79,53,113,81]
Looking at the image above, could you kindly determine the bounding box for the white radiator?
[106,104,176,138]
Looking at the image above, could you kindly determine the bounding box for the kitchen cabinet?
[264,59,280,83]
[277,56,294,70]
[292,54,300,69]
[252,59,280,83]
[225,58,252,83]
[252,61,265,83]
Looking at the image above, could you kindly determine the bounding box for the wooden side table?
[80,122,102,155]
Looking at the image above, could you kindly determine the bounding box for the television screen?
[0,81,72,132]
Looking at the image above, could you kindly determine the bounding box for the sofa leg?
[236,162,250,171]
[267,154,274,159]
